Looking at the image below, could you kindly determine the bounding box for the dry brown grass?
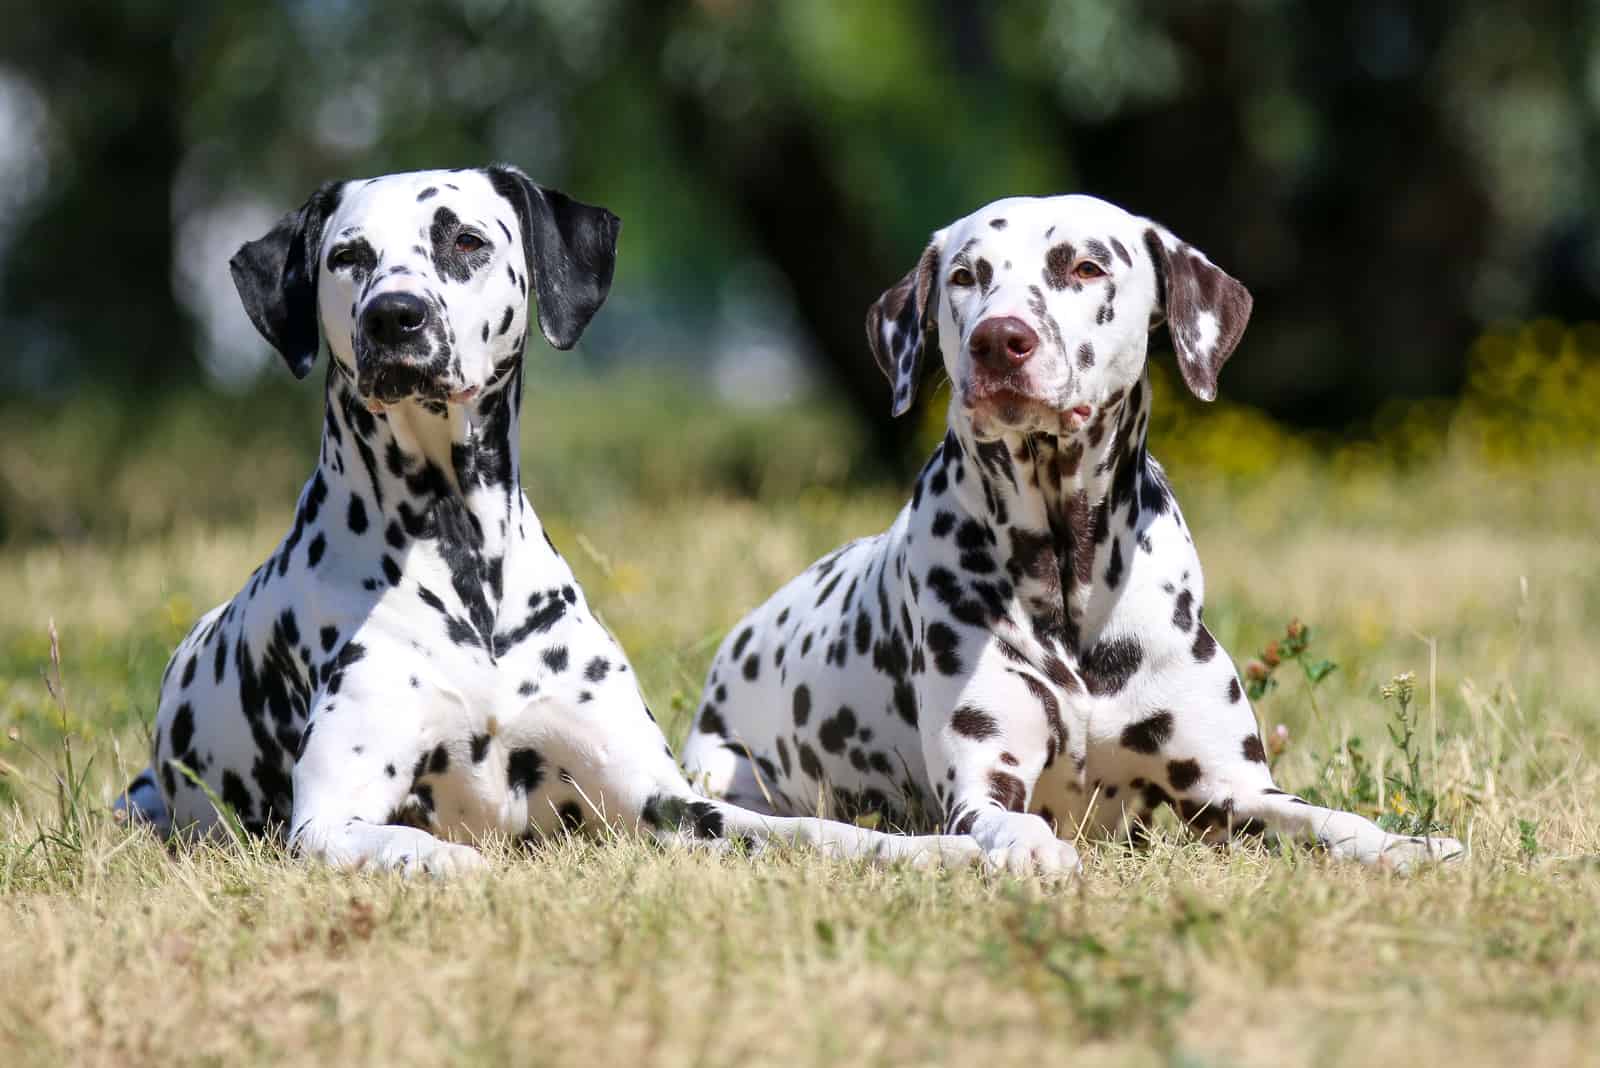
[1,380,1597,1066]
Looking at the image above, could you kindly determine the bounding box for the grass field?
[1,367,1597,1066]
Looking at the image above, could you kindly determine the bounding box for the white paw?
[407,840,488,877]
[361,826,489,877]
[295,819,490,876]
[901,836,985,870]
[1378,834,1465,873]
[975,811,1082,877]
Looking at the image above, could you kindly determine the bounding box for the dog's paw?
[359,826,490,877]
[985,838,1082,877]
[1378,834,1465,873]
[900,835,986,871]
[974,811,1082,878]
[400,844,486,876]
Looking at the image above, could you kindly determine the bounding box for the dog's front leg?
[1223,787,1465,872]
[917,640,1082,876]
[288,686,487,876]
[513,682,983,869]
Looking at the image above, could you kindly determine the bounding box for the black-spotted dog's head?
[230,164,619,410]
[867,195,1251,438]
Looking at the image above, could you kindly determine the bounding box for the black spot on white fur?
[1081,636,1141,696]
[1121,711,1174,754]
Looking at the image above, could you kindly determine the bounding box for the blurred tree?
[0,1,194,393]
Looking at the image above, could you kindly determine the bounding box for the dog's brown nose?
[969,316,1039,372]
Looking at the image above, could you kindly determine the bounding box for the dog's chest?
[906,481,1207,809]
[363,526,620,838]
[396,667,598,839]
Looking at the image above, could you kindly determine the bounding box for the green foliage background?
[2,1,1598,439]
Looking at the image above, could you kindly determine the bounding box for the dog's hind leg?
[679,733,787,816]
[114,767,173,838]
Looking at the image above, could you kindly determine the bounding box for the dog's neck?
[939,369,1158,651]
[317,360,531,571]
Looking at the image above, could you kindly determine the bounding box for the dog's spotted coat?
[684,195,1463,874]
[117,166,979,874]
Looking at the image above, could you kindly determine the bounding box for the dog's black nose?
[969,316,1039,372]
[360,292,430,347]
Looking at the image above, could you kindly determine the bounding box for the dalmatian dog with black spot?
[684,195,1464,875]
[116,165,983,874]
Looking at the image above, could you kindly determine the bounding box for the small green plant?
[1247,621,1457,838]
[1243,619,1338,722]
[1377,673,1434,832]
[1297,670,1452,837]
[1299,735,1381,818]
[1241,620,1336,770]
[1517,818,1540,861]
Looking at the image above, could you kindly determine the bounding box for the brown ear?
[1143,225,1253,401]
[865,242,941,417]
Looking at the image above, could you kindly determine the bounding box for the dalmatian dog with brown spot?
[115,165,983,875]
[684,195,1464,874]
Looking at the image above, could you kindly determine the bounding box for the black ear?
[487,164,621,351]
[1143,224,1253,401]
[865,242,942,417]
[229,181,343,379]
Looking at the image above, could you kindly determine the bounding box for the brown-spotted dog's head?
[866,195,1252,439]
[230,164,619,410]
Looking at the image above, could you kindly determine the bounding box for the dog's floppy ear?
[229,181,343,379]
[1142,224,1253,401]
[487,163,621,351]
[866,241,942,417]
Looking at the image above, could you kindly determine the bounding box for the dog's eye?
[329,247,358,270]
[1074,260,1106,280]
[455,232,486,255]
[948,267,976,288]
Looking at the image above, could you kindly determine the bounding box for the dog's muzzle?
[960,316,1099,436]
[969,316,1038,375]
[361,292,430,348]
[360,360,441,404]
[354,292,452,404]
